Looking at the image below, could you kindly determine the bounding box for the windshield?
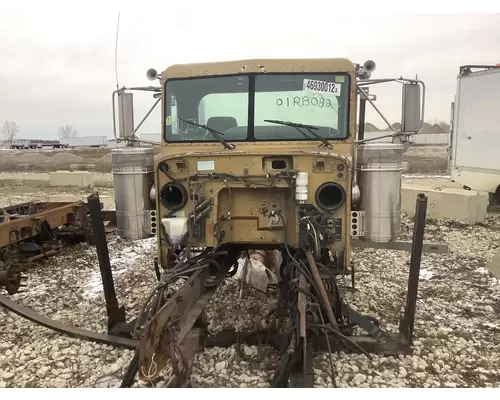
[254,74,348,140]
[164,73,349,143]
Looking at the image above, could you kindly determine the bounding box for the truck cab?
[154,58,356,271]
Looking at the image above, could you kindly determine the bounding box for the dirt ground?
[403,145,449,173]
[0,144,450,174]
[0,176,115,209]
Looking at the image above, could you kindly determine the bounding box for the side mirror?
[118,92,135,138]
[401,81,424,133]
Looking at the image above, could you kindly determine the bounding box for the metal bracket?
[399,193,428,345]
[0,293,137,349]
[87,192,127,333]
[350,211,364,238]
[148,209,157,235]
[356,87,377,101]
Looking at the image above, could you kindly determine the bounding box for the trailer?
[449,65,500,203]
[9,139,53,149]
[10,140,30,150]
[60,136,108,148]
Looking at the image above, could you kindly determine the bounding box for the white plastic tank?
[111,148,155,240]
[356,143,404,243]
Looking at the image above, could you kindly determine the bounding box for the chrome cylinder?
[356,143,404,243]
[111,148,155,240]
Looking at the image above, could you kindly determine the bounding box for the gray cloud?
[1,11,499,139]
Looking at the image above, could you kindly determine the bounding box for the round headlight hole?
[315,182,346,212]
[160,183,188,211]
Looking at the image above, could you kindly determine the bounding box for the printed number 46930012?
[303,79,340,95]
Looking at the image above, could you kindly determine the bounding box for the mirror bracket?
[355,77,426,145]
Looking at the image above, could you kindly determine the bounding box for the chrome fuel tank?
[112,147,155,240]
[356,143,404,243]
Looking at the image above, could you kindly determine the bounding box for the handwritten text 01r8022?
[276,95,337,109]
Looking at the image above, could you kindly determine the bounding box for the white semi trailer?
[60,136,108,148]
[449,64,500,204]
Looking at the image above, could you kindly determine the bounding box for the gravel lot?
[1,169,500,388]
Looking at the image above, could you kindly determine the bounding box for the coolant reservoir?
[161,217,188,245]
[356,143,404,243]
[295,172,308,203]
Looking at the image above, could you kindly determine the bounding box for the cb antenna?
[114,13,121,90]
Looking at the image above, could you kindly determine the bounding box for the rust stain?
[207,223,214,238]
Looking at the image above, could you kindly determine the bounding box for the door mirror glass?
[118,92,135,138]
[401,82,422,133]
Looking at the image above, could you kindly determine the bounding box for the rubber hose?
[120,351,139,388]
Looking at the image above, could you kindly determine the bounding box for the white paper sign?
[197,160,215,171]
[303,79,342,96]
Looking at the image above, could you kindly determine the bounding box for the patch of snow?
[419,260,435,281]
[83,236,156,297]
[419,269,435,281]
[474,267,500,285]
[475,267,490,275]
[480,322,500,329]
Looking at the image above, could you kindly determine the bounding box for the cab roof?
[162,58,355,80]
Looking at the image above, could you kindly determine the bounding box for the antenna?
[114,13,121,90]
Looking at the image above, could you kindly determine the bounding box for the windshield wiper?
[264,119,333,149]
[178,118,235,150]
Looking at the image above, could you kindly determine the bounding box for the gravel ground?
[0,172,114,186]
[1,212,499,388]
[45,153,84,164]
[0,170,499,388]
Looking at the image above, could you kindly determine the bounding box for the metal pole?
[126,96,161,141]
[357,86,395,132]
[358,96,367,141]
[399,193,427,345]
[112,89,120,139]
[87,192,125,331]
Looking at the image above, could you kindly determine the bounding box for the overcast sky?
[1,8,500,140]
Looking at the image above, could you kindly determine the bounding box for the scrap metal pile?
[125,194,430,388]
[0,200,92,295]
[0,196,118,294]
